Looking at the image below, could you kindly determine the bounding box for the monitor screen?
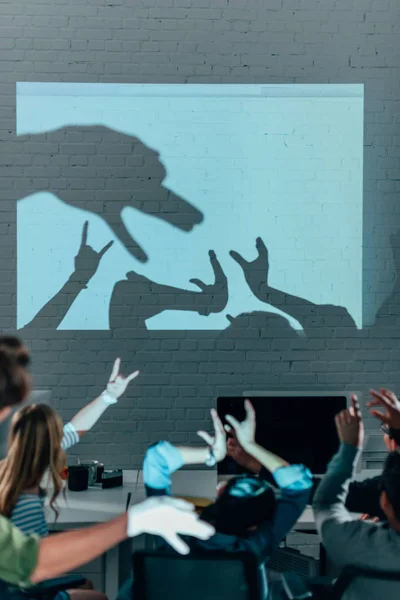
[217,395,347,476]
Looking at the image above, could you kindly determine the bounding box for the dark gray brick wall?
[0,0,400,475]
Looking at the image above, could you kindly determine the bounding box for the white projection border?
[16,83,364,331]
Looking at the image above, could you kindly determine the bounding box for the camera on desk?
[67,459,123,491]
[101,469,123,489]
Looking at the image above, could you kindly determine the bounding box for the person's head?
[200,474,276,536]
[0,336,31,422]
[381,424,400,452]
[379,451,400,531]
[0,404,65,518]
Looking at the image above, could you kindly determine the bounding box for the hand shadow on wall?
[15,125,203,262]
[23,227,358,343]
[23,220,229,332]
[14,124,364,340]
[224,237,357,340]
[109,250,229,332]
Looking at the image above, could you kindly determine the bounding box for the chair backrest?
[19,574,87,598]
[0,579,12,600]
[333,566,400,599]
[132,550,262,600]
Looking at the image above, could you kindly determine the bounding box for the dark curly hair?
[200,474,277,535]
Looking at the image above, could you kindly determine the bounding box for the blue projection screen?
[16,83,364,331]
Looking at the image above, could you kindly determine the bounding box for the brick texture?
[0,0,400,490]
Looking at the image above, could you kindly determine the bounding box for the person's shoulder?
[12,493,44,514]
[366,521,400,553]
[15,493,42,503]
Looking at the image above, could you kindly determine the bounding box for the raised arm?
[143,409,227,496]
[224,400,312,560]
[229,238,317,322]
[229,237,355,331]
[312,395,370,568]
[23,222,113,331]
[225,400,312,490]
[64,358,139,444]
[225,400,289,473]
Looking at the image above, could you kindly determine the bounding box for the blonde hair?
[0,404,66,518]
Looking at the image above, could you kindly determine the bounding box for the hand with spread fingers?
[335,394,364,448]
[229,237,269,301]
[367,388,400,430]
[127,496,215,555]
[197,408,227,463]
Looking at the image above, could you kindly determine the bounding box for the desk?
[45,469,376,597]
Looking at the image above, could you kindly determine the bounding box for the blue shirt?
[143,441,313,563]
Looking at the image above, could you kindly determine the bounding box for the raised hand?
[103,357,140,404]
[225,399,256,451]
[190,250,228,316]
[197,408,227,462]
[367,388,400,429]
[230,237,269,301]
[127,496,215,554]
[335,394,364,448]
[74,221,114,281]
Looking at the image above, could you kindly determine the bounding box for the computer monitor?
[217,393,349,477]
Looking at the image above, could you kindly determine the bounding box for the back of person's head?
[380,451,400,526]
[0,336,31,412]
[200,474,276,536]
[0,404,65,518]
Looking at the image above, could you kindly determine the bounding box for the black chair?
[18,574,87,599]
[132,550,262,600]
[279,566,400,599]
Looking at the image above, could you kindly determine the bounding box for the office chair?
[132,550,262,600]
[18,574,87,599]
[279,565,400,599]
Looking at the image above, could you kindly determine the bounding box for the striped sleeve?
[11,495,48,538]
[61,422,80,451]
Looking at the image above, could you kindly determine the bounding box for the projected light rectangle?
[16,83,364,331]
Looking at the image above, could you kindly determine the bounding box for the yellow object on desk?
[176,496,214,514]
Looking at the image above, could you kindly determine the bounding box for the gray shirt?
[313,443,400,600]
